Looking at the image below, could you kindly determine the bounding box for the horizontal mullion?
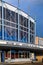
[4,19,18,25]
[30,29,35,33]
[4,25,18,29]
[19,29,28,33]
[19,24,28,29]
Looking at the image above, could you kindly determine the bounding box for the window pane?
[10,11,16,23]
[19,15,23,25]
[11,23,18,28]
[4,21,10,26]
[3,7,5,19]
[27,19,28,28]
[20,26,24,31]
[15,52,18,58]
[11,53,14,59]
[4,26,18,41]
[20,26,28,32]
[30,30,35,34]
[0,6,2,18]
[24,32,28,43]
[30,34,34,44]
[24,28,26,31]
[19,30,28,43]
[30,21,34,31]
[25,52,27,58]
[0,20,2,24]
[19,53,21,58]
[16,13,18,23]
[4,21,18,29]
[24,17,27,27]
[5,9,10,21]
[19,30,24,42]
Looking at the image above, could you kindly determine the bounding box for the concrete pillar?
[1,51,5,62]
[10,50,11,60]
[0,51,2,62]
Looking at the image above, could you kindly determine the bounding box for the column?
[28,19,30,43]
[1,51,5,62]
[10,50,11,60]
[2,0,4,40]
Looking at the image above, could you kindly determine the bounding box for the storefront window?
[11,53,14,59]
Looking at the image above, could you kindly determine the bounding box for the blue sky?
[3,0,43,37]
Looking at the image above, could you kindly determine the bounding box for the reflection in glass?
[4,26,18,41]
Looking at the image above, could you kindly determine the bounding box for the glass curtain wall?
[3,8,18,41]
[30,21,35,44]
[3,7,29,43]
[19,15,28,43]
[0,6,34,43]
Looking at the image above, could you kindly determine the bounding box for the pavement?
[0,61,43,65]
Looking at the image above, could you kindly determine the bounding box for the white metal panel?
[0,1,28,18]
[0,40,6,44]
[4,2,29,19]
[29,17,35,23]
[4,3,18,13]
[19,10,28,19]
[0,1,35,20]
[0,40,43,49]
[0,53,1,62]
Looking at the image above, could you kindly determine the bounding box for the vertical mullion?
[23,17,24,42]
[34,22,36,44]
[18,10,19,41]
[2,0,4,40]
[18,0,20,42]
[28,19,30,43]
[26,19,27,43]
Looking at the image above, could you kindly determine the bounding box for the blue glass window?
[3,8,18,41]
[30,34,34,44]
[19,15,28,43]
[4,26,18,41]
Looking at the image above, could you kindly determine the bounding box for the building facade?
[0,0,43,63]
[0,0,35,44]
[35,37,43,62]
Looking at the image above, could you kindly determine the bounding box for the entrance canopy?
[0,40,43,53]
